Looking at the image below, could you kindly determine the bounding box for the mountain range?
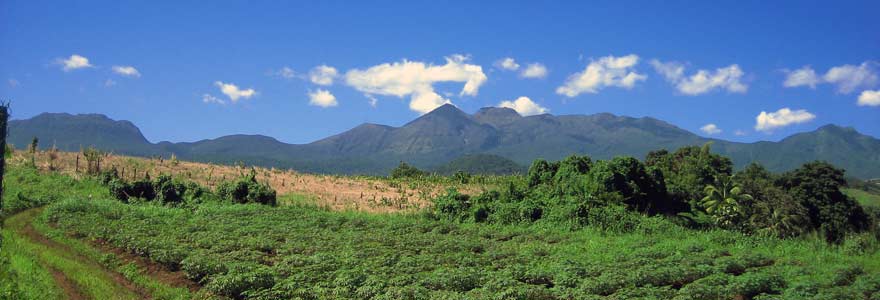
[8,104,880,178]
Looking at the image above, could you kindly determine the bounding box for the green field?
[844,188,880,208]
[3,145,880,299]
[42,197,880,299]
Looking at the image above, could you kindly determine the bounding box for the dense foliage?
[215,169,277,206]
[432,144,880,244]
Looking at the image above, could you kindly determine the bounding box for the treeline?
[98,167,277,206]
[431,144,878,244]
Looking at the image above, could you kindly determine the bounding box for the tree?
[0,103,8,223]
[527,159,558,187]
[701,175,751,229]
[27,137,38,168]
[389,161,426,179]
[645,143,733,213]
[587,157,667,213]
[779,161,870,243]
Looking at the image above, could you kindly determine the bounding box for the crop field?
[41,197,880,299]
[2,146,880,300]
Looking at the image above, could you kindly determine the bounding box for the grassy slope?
[843,188,880,208]
[45,198,880,299]
[0,166,195,300]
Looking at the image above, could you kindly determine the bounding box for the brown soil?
[92,238,200,291]
[47,266,87,300]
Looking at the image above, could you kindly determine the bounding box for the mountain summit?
[9,106,880,178]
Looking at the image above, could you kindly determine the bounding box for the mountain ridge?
[9,106,880,178]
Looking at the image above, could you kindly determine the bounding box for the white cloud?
[273,66,296,79]
[104,79,116,87]
[498,96,548,116]
[783,66,820,88]
[858,90,880,106]
[365,94,378,108]
[214,81,256,102]
[112,65,141,78]
[823,62,879,94]
[754,108,816,132]
[202,94,225,105]
[649,60,685,82]
[57,54,93,71]
[344,54,488,114]
[308,89,338,108]
[651,60,747,95]
[734,130,747,136]
[496,57,520,71]
[520,63,548,79]
[309,65,338,86]
[700,123,722,135]
[8,79,19,88]
[556,54,646,97]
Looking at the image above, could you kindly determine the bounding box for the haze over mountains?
[9,104,880,178]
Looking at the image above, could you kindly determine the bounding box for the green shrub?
[390,162,426,179]
[215,170,277,206]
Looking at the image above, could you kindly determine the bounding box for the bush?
[215,169,277,206]
[390,162,426,179]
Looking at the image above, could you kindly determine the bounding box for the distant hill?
[432,154,526,175]
[9,106,880,178]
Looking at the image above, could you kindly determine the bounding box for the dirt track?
[5,208,197,299]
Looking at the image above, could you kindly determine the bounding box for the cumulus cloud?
[823,62,879,94]
[700,123,722,135]
[498,96,548,116]
[202,94,225,105]
[734,130,747,136]
[651,60,747,95]
[754,108,816,132]
[858,90,880,106]
[784,62,879,93]
[112,65,141,78]
[308,89,338,108]
[344,54,488,114]
[309,65,339,86]
[520,63,548,79]
[556,54,646,97]
[783,66,820,88]
[495,57,520,71]
[214,81,256,102]
[57,54,93,71]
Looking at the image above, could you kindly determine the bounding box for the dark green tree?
[389,161,426,179]
[779,161,870,243]
[27,136,38,168]
[645,143,732,213]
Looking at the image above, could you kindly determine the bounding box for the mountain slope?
[8,106,880,178]
[7,113,157,156]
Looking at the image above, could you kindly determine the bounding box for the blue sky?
[1,1,878,144]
